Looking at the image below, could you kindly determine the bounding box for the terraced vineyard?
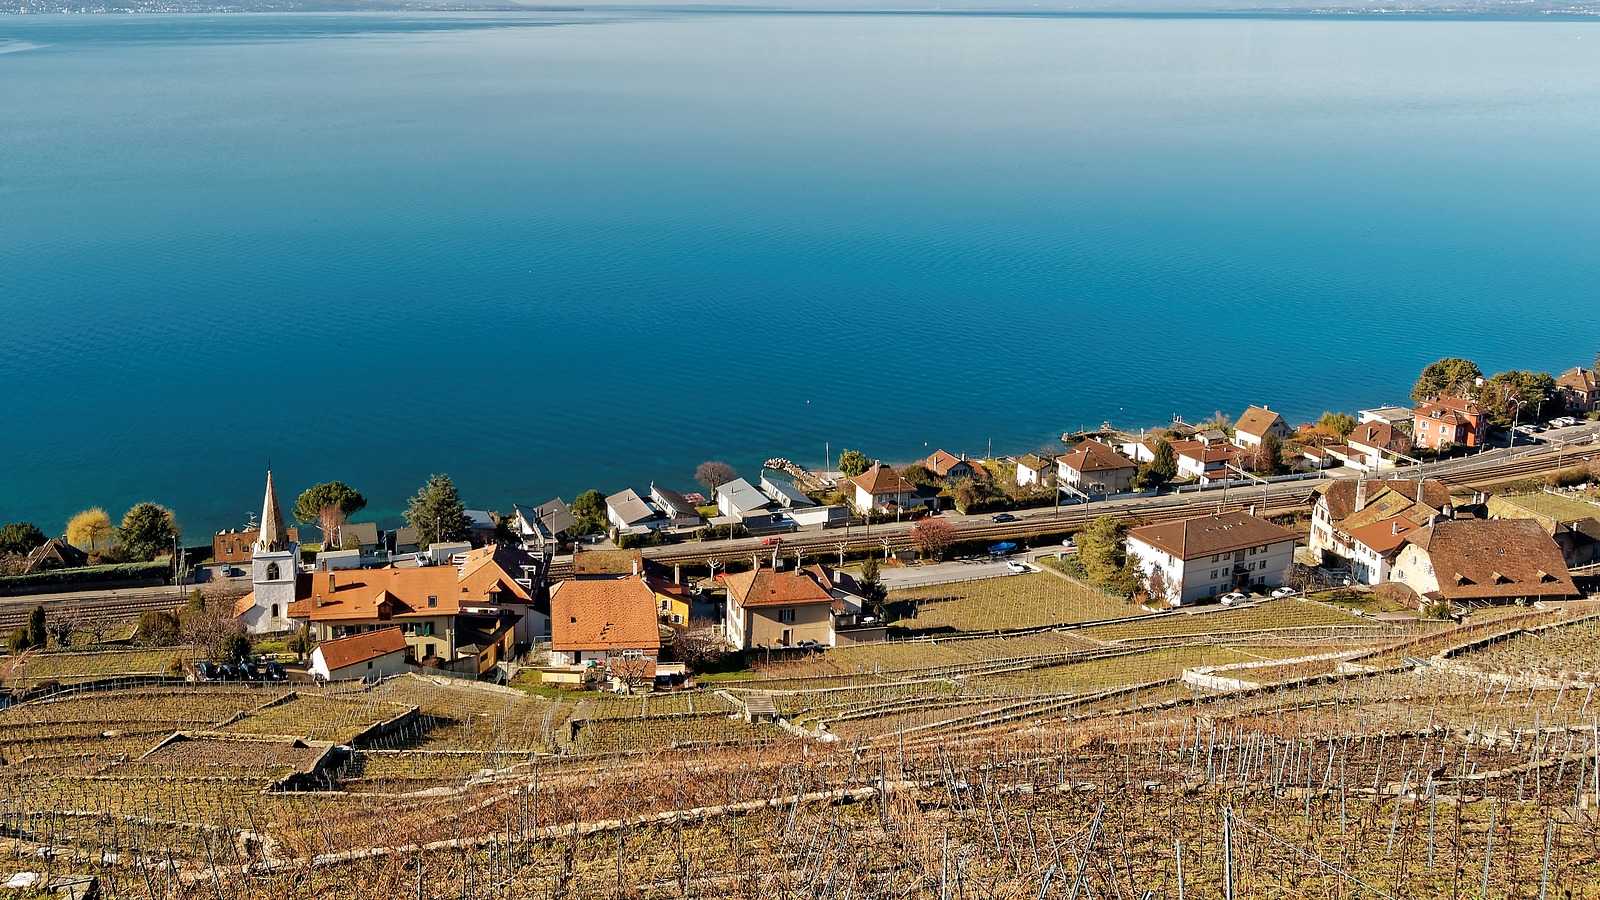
[1082,598,1377,642]
[889,571,1139,631]
[0,647,203,685]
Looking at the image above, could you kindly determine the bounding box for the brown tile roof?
[292,552,531,624]
[1058,440,1135,474]
[1171,440,1241,466]
[853,463,912,496]
[549,577,661,652]
[1128,511,1297,561]
[1558,367,1596,393]
[1347,421,1410,453]
[723,565,835,609]
[315,627,408,672]
[1235,405,1286,438]
[1015,453,1052,472]
[1415,395,1481,426]
[924,449,972,478]
[1403,519,1576,601]
[1316,479,1452,522]
[232,592,257,619]
[1344,515,1424,554]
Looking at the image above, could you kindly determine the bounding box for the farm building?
[308,627,409,681]
[1390,519,1578,606]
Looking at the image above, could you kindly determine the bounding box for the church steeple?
[255,469,291,553]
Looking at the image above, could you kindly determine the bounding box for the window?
[366,661,373,670]
[778,608,796,624]
[425,643,435,658]
[427,595,437,608]
[265,562,280,581]
[270,604,279,619]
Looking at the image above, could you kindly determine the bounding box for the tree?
[1133,438,1177,491]
[66,508,113,553]
[694,461,737,495]
[180,588,251,663]
[293,481,367,548]
[1144,565,1171,607]
[26,606,46,650]
[404,474,471,547]
[857,555,888,620]
[570,489,607,536]
[0,522,46,555]
[118,503,179,562]
[910,518,956,561]
[837,449,871,478]
[45,608,80,649]
[1315,411,1357,440]
[1257,433,1285,476]
[897,464,939,488]
[1411,357,1482,402]
[1077,516,1139,597]
[1480,369,1558,427]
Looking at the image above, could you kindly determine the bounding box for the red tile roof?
[853,463,912,496]
[723,565,836,609]
[288,551,530,623]
[314,627,408,672]
[1128,511,1297,560]
[1403,519,1576,602]
[1235,405,1286,438]
[923,449,972,478]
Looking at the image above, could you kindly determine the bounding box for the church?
[232,470,303,635]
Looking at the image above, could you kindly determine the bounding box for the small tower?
[244,470,299,634]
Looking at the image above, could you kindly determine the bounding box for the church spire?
[256,469,290,553]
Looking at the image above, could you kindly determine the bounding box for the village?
[2,359,1600,896]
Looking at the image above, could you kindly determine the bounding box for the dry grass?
[890,571,1138,632]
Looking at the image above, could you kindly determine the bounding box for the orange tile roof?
[232,592,256,618]
[853,463,912,496]
[1235,405,1285,438]
[924,449,971,477]
[295,553,530,624]
[549,577,661,652]
[314,627,408,672]
[723,565,836,609]
[1344,515,1423,554]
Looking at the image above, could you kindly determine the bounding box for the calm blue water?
[3,11,1599,537]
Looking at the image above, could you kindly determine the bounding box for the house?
[463,509,497,546]
[513,498,578,549]
[1127,511,1299,606]
[648,576,693,627]
[849,463,928,514]
[1557,367,1599,414]
[1309,479,1453,585]
[308,627,410,682]
[21,538,89,575]
[924,449,978,481]
[723,564,841,650]
[1117,435,1162,464]
[213,525,300,566]
[759,470,815,509]
[649,484,705,529]
[1413,395,1486,451]
[714,477,797,534]
[1015,453,1054,488]
[605,488,665,533]
[389,526,420,556]
[1343,421,1413,472]
[1298,445,1336,470]
[1485,492,1600,567]
[1233,405,1292,449]
[1359,406,1414,428]
[1170,439,1242,482]
[1390,519,1577,606]
[1056,441,1136,496]
[284,545,537,676]
[547,576,661,667]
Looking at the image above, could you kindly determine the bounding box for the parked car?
[1550,416,1579,428]
[1005,561,1028,574]
[1061,537,1075,549]
[760,536,783,546]
[195,661,220,681]
[1219,592,1247,606]
[1270,586,1297,598]
[262,661,287,682]
[991,513,1017,523]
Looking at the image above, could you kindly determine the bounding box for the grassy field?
[0,647,200,684]
[890,571,1138,632]
[964,646,1261,696]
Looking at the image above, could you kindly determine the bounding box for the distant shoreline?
[3,6,1599,18]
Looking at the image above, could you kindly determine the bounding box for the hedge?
[0,561,172,593]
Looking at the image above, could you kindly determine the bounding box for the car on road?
[991,513,1017,523]
[1550,416,1579,428]
[1219,592,1247,606]
[1270,586,1297,598]
[1005,561,1029,574]
[760,537,782,546]
[1061,537,1075,548]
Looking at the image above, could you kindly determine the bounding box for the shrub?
[1545,466,1590,489]
[0,561,170,593]
[7,627,31,653]
[138,610,183,647]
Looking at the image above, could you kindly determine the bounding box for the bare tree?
[910,518,957,561]
[606,656,656,694]
[695,461,737,495]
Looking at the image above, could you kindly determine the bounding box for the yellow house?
[722,564,838,650]
[648,577,693,628]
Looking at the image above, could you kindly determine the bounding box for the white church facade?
[234,470,302,635]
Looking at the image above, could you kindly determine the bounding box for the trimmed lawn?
[891,572,1138,632]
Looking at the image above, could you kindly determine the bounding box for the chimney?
[328,572,337,590]
[1392,521,1401,535]
[1355,479,1368,513]
[631,558,639,577]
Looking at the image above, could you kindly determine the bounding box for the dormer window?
[427,595,437,608]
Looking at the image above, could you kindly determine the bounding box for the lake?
[2,10,1598,537]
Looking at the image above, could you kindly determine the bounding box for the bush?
[138,610,183,647]
[1545,466,1590,489]
[7,627,31,653]
[0,561,170,594]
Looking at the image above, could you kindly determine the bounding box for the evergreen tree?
[404,474,471,547]
[118,503,179,562]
